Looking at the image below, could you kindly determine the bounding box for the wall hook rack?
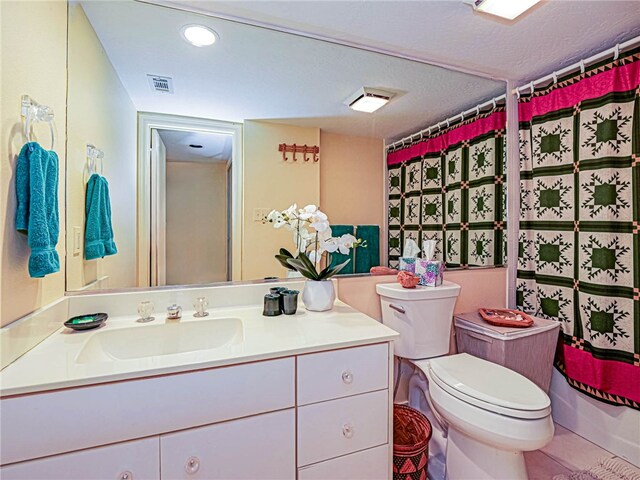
[278,143,319,162]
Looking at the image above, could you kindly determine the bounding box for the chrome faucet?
[166,304,182,320]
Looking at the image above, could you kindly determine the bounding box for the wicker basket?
[393,404,432,480]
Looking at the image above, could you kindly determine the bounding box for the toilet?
[377,281,554,480]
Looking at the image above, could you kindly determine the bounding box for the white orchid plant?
[266,204,365,280]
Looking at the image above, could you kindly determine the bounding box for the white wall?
[549,370,640,466]
[66,3,138,291]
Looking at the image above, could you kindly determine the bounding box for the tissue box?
[399,257,417,274]
[416,259,444,286]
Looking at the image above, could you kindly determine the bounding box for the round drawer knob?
[185,456,200,475]
[118,471,133,480]
[341,370,353,384]
[342,423,354,439]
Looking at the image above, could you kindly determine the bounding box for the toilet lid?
[427,354,551,417]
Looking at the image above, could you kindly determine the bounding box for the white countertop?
[0,301,398,397]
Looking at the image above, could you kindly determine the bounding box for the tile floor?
[525,424,640,479]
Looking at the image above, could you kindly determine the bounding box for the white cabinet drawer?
[297,343,388,405]
[0,437,159,480]
[298,445,389,480]
[0,358,294,465]
[298,389,389,466]
[160,409,295,480]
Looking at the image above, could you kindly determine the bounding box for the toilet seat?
[414,354,551,420]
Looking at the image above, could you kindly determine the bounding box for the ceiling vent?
[147,74,174,94]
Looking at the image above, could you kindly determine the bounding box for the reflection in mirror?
[65,0,505,292]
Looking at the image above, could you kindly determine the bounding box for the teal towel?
[85,173,117,260]
[355,225,380,273]
[15,142,60,278]
[328,225,354,274]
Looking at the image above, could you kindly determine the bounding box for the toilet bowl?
[417,354,554,479]
[376,282,555,480]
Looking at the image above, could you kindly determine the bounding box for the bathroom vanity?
[0,282,398,480]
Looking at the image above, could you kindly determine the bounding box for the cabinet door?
[160,409,295,480]
[0,437,159,480]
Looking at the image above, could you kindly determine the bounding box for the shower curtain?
[387,103,506,269]
[517,48,640,409]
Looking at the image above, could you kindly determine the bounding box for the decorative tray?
[478,308,533,328]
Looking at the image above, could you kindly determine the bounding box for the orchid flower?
[266,203,365,280]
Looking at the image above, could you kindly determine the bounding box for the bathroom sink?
[75,318,243,363]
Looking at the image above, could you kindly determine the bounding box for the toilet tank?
[376,281,461,359]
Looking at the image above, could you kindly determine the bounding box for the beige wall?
[320,131,384,225]
[166,161,228,285]
[0,1,68,327]
[66,3,138,291]
[242,121,320,280]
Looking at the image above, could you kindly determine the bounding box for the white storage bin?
[454,311,560,392]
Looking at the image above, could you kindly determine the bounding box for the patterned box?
[416,259,444,287]
[399,257,417,274]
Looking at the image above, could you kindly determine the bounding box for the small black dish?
[64,313,108,331]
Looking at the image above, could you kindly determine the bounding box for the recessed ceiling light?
[465,0,541,20]
[181,25,218,47]
[189,144,203,149]
[344,87,395,113]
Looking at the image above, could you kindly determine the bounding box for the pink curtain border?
[387,110,506,166]
[561,345,640,404]
[519,58,640,122]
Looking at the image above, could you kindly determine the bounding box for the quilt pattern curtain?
[517,48,640,409]
[387,105,506,270]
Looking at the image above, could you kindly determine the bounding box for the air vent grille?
[147,74,174,94]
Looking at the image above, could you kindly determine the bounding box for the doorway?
[138,113,242,287]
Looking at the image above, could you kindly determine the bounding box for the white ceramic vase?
[302,280,336,312]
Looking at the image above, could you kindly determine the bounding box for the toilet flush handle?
[389,304,406,314]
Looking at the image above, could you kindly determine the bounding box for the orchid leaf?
[322,259,351,279]
[286,258,319,280]
[279,248,294,258]
[275,254,296,270]
[297,252,319,275]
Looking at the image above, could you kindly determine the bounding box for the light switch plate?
[253,208,271,223]
[73,226,82,256]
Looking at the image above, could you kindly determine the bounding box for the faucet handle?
[137,301,155,323]
[193,297,209,318]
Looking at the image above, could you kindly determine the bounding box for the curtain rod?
[386,93,506,151]
[513,34,640,96]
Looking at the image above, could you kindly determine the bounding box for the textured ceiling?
[155,0,640,83]
[158,129,232,163]
[81,1,504,142]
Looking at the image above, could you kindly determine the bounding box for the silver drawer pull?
[118,472,133,480]
[389,304,406,314]
[341,370,354,384]
[185,456,200,475]
[342,423,354,439]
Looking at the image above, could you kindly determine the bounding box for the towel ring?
[22,96,55,150]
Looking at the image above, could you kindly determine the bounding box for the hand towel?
[355,225,380,273]
[85,173,117,260]
[328,225,355,274]
[15,142,60,278]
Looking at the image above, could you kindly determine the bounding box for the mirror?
[65,0,505,292]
